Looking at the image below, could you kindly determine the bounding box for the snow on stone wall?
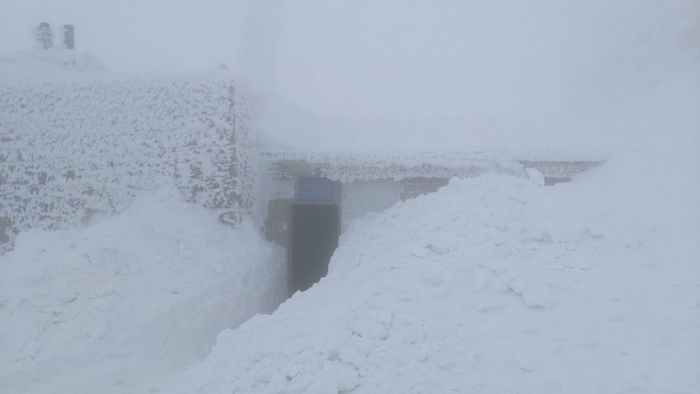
[0,73,259,252]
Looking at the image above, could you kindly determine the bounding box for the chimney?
[64,24,75,50]
[34,22,54,50]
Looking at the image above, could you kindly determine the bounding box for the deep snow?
[0,188,286,394]
[170,168,700,394]
[1,60,698,393]
[0,3,697,392]
[169,51,699,393]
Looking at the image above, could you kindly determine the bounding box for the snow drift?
[0,188,286,394]
[170,167,699,393]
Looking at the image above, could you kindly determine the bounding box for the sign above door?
[297,177,333,202]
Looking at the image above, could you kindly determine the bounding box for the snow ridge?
[170,173,699,394]
[0,188,286,394]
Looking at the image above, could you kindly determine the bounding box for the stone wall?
[0,73,259,252]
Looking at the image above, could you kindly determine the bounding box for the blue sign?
[297,177,333,202]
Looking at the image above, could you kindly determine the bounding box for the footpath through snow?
[171,168,700,394]
[0,188,286,394]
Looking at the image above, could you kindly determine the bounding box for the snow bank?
[171,169,699,393]
[0,188,286,394]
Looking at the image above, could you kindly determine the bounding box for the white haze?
[0,1,698,156]
[1,2,699,393]
[2,1,696,124]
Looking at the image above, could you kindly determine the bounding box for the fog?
[2,1,696,123]
[1,2,700,393]
[0,1,698,152]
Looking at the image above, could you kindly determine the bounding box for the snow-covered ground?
[171,158,699,393]
[167,33,700,392]
[0,3,697,393]
[170,55,700,391]
[3,147,697,393]
[1,58,698,394]
[0,188,286,394]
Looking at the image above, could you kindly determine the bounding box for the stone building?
[0,50,604,295]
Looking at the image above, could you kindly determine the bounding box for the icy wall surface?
[0,72,259,251]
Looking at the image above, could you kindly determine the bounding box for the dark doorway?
[290,204,340,295]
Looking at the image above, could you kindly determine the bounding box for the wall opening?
[289,204,340,295]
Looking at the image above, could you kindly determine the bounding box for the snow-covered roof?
[0,49,105,76]
[260,151,605,182]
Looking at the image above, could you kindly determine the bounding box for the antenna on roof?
[64,24,75,49]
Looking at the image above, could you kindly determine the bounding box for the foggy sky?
[0,0,696,123]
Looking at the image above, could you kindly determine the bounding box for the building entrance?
[289,204,340,295]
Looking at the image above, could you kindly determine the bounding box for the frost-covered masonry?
[0,70,259,252]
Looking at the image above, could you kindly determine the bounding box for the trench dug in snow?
[1,168,699,394]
